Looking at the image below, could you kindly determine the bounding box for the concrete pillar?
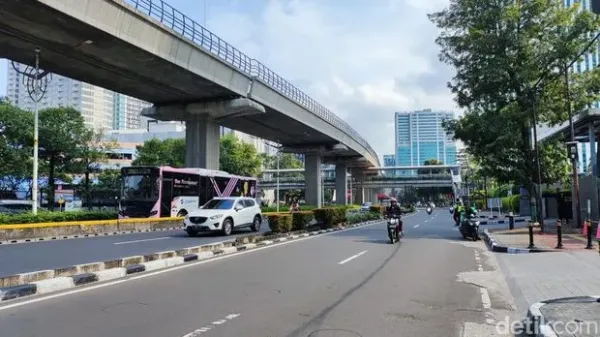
[185,116,220,169]
[355,187,365,204]
[590,125,597,176]
[305,153,322,207]
[335,163,348,205]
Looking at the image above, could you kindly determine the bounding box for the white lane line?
[338,250,368,265]
[413,224,420,228]
[424,220,428,223]
[181,313,240,336]
[113,237,171,245]
[0,212,420,312]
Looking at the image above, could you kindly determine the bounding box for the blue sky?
[0,0,455,156]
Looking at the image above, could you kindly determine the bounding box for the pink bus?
[119,166,258,218]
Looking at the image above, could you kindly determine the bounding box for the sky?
[0,0,458,158]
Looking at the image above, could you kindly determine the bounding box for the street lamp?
[11,49,51,215]
[564,66,583,230]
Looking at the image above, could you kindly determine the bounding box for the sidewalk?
[489,226,598,251]
[497,251,600,336]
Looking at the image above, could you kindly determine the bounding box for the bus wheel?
[177,210,188,217]
[251,216,261,232]
[222,218,233,236]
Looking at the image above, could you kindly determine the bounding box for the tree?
[132,135,263,176]
[71,130,117,209]
[96,169,121,190]
[219,133,262,176]
[429,0,600,219]
[418,158,444,175]
[0,101,32,195]
[38,107,88,210]
[132,138,185,167]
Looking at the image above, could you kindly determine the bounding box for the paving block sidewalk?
[490,227,598,251]
[497,251,600,336]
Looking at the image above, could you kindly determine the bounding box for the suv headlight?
[210,214,224,220]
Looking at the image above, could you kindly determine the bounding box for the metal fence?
[123,0,378,163]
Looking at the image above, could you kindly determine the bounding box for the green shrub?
[291,211,314,231]
[267,214,293,233]
[0,211,118,225]
[369,205,384,214]
[312,207,347,228]
[261,205,316,213]
[347,212,380,224]
[501,195,520,213]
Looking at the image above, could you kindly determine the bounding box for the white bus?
[119,166,258,218]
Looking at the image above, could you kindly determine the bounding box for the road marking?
[413,224,420,228]
[181,313,240,336]
[113,237,171,245]
[480,288,491,309]
[424,220,428,223]
[338,250,368,265]
[0,212,420,311]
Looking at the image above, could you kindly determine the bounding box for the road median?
[0,217,184,244]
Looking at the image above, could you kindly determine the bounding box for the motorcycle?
[426,207,432,215]
[387,215,402,244]
[449,207,454,214]
[459,213,480,241]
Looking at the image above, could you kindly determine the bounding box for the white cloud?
[208,0,458,160]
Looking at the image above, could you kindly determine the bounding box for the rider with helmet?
[453,199,463,226]
[385,197,403,237]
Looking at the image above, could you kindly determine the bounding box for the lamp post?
[564,66,582,230]
[11,49,51,215]
[276,148,280,212]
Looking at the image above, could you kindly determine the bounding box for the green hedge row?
[261,204,360,213]
[266,202,416,233]
[347,212,381,224]
[0,211,118,225]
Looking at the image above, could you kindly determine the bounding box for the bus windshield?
[202,199,235,210]
[122,174,158,201]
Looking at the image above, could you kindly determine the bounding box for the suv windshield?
[202,199,235,210]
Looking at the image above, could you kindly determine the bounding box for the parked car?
[360,202,373,212]
[183,197,262,237]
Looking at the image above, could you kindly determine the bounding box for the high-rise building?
[6,62,151,131]
[394,109,457,173]
[383,155,395,167]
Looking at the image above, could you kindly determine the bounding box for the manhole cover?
[307,329,363,337]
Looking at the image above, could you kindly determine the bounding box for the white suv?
[183,197,262,237]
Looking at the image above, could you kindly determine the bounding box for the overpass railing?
[258,174,452,183]
[125,0,378,163]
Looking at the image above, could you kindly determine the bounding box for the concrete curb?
[482,229,552,253]
[0,217,391,303]
[525,296,600,336]
[0,226,184,245]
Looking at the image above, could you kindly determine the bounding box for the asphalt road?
[0,210,505,337]
[0,223,269,277]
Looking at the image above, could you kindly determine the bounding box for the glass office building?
[394,109,457,175]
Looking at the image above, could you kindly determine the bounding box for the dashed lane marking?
[181,313,240,336]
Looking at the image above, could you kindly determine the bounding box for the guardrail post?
[527,220,535,249]
[556,219,563,249]
[585,220,594,249]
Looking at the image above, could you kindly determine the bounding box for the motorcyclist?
[453,199,463,226]
[460,201,478,225]
[385,197,403,237]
